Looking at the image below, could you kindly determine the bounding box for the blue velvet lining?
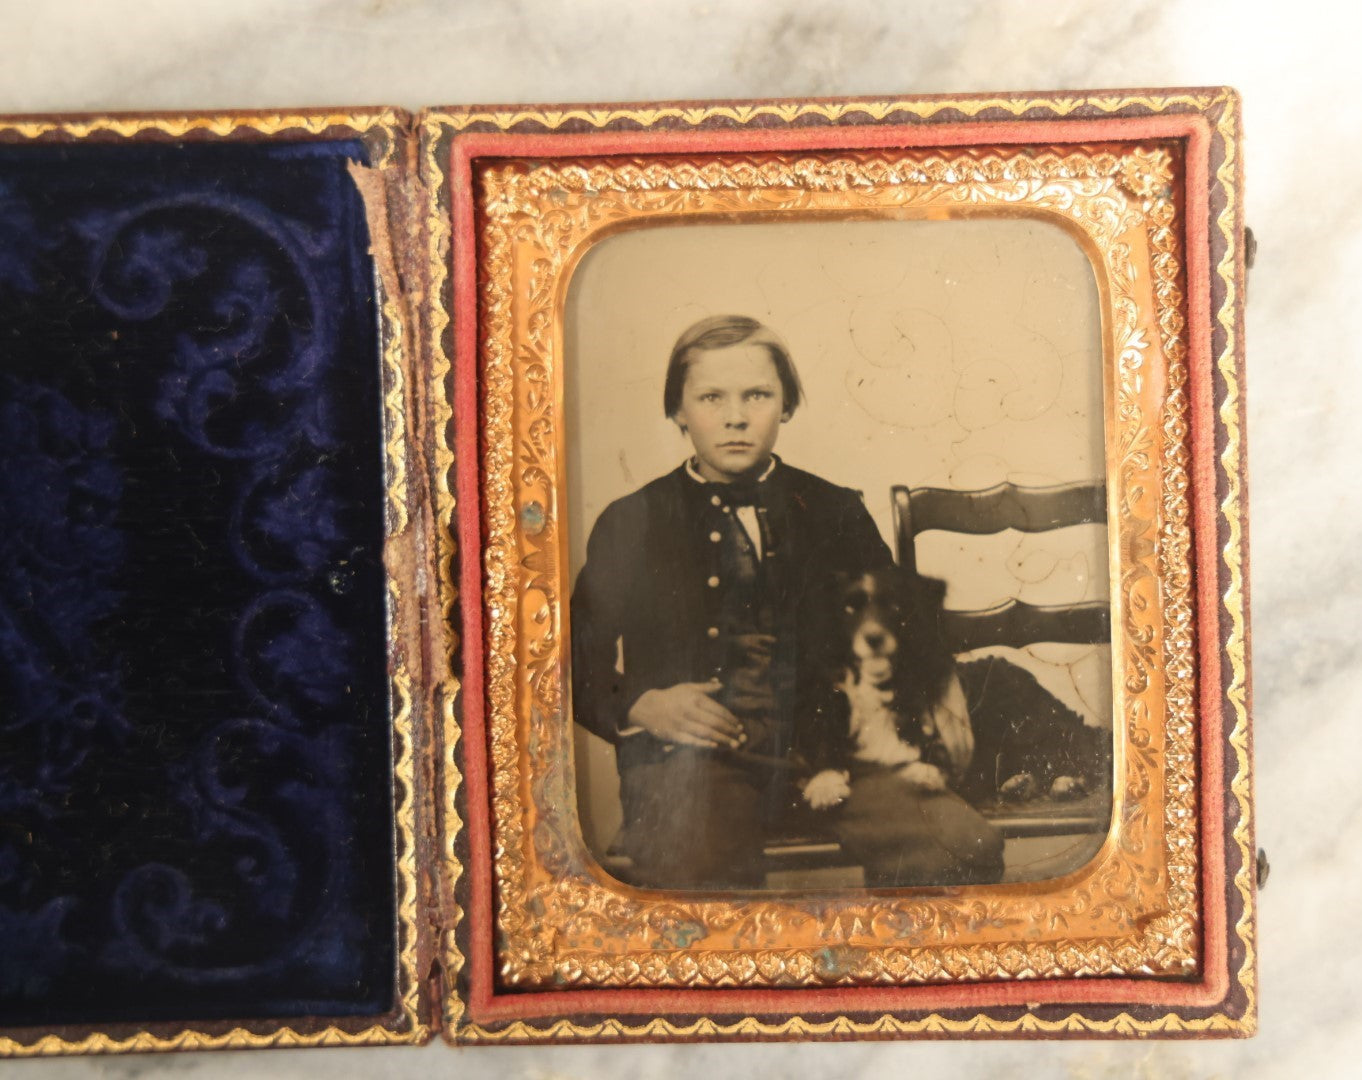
[0,139,395,1025]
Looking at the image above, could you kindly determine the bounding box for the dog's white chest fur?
[843,677,921,767]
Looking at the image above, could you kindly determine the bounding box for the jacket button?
[710,494,722,506]
[707,575,720,588]
[706,626,719,638]
[709,531,721,542]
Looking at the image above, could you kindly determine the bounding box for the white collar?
[684,455,778,485]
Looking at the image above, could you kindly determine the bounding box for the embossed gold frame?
[488,148,1194,979]
[430,91,1254,1041]
[0,109,435,1057]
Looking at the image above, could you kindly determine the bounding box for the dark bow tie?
[716,479,762,508]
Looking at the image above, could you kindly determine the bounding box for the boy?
[570,314,893,889]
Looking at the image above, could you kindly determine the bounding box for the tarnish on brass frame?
[429,90,1254,1041]
[0,110,430,1057]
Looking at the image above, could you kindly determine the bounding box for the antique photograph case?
[0,90,1253,1056]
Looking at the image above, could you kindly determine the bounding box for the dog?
[800,568,972,810]
[798,566,1109,812]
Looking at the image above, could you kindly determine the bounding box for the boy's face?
[674,343,787,482]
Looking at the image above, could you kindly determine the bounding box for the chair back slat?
[900,480,1105,536]
[893,481,1106,575]
[942,599,1110,653]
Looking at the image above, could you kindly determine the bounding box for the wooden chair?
[890,479,1112,866]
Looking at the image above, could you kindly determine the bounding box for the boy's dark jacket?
[570,460,893,753]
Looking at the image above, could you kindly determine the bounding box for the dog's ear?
[805,570,854,669]
[811,569,850,605]
[915,573,947,608]
[829,569,854,590]
[897,570,947,614]
[816,569,860,618]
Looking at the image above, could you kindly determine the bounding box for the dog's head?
[829,567,954,718]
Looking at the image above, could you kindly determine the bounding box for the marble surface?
[4,0,1359,1075]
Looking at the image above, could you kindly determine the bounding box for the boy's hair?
[663,315,804,420]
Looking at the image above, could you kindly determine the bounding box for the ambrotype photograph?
[567,217,1114,892]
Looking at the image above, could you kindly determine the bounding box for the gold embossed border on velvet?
[0,109,429,1057]
[474,144,1198,992]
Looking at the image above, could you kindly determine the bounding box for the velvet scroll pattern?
[0,141,395,1026]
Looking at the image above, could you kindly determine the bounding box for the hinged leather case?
[0,90,1254,1055]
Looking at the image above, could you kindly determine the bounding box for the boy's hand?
[628,680,746,749]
